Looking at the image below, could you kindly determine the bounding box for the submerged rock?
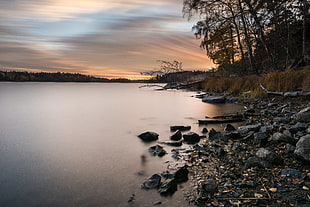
[202,95,226,104]
[170,130,182,141]
[294,134,310,163]
[142,174,161,189]
[159,140,182,147]
[173,165,189,183]
[183,132,200,144]
[170,125,191,132]
[224,123,236,132]
[158,178,177,196]
[138,131,159,142]
[148,145,167,157]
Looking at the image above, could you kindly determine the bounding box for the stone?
[170,130,182,141]
[202,95,226,104]
[148,145,167,157]
[159,140,182,147]
[255,148,284,166]
[293,107,310,123]
[209,128,225,141]
[244,157,267,169]
[138,131,159,142]
[294,134,310,163]
[281,168,306,179]
[203,179,218,193]
[173,165,189,183]
[201,127,208,134]
[142,174,161,189]
[224,132,241,140]
[170,126,191,132]
[238,124,261,134]
[158,178,177,196]
[253,132,269,147]
[183,132,200,144]
[271,131,296,145]
[224,123,236,132]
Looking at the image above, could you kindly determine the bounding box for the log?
[259,83,310,96]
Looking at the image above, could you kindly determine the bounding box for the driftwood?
[259,83,310,96]
[199,113,245,125]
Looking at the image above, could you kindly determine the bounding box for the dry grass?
[200,68,310,98]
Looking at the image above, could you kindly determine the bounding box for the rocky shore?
[137,96,310,207]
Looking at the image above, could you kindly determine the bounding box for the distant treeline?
[0,71,133,82]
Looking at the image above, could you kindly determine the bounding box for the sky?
[0,0,213,79]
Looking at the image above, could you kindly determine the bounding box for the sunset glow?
[0,0,213,79]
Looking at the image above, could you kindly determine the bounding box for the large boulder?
[202,96,226,104]
[141,174,161,189]
[183,132,201,144]
[294,134,310,163]
[138,131,159,142]
[293,107,310,123]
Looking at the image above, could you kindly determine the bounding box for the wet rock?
[293,106,310,123]
[170,130,182,141]
[294,134,310,163]
[203,179,218,194]
[224,123,236,132]
[238,124,261,134]
[224,132,242,140]
[281,168,306,179]
[255,148,284,166]
[148,145,167,157]
[201,127,208,134]
[142,174,161,189]
[202,95,226,104]
[253,132,269,147]
[159,140,182,147]
[183,132,200,144]
[208,128,225,141]
[173,165,189,183]
[170,126,191,132]
[138,131,159,142]
[158,178,177,196]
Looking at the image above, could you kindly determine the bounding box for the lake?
[0,82,243,207]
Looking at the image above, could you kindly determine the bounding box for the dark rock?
[244,157,267,169]
[170,130,182,141]
[294,134,310,163]
[280,168,306,179]
[201,127,208,134]
[170,126,191,132]
[138,131,159,142]
[158,178,177,196]
[286,144,296,154]
[224,123,236,132]
[159,140,182,147]
[224,132,242,140]
[271,131,296,145]
[153,201,162,205]
[183,132,200,144]
[238,124,261,134]
[203,179,218,193]
[148,145,167,157]
[242,131,255,141]
[253,132,269,147]
[173,165,189,183]
[208,128,225,141]
[255,148,284,166]
[293,106,310,123]
[142,174,162,189]
[202,95,226,104]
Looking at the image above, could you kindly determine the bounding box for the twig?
[216,197,271,200]
[260,178,272,199]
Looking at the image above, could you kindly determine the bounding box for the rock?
[183,132,200,144]
[255,148,284,166]
[201,127,208,134]
[253,132,269,147]
[294,134,310,163]
[142,174,162,189]
[138,131,159,142]
[173,165,189,183]
[158,178,177,196]
[170,126,191,132]
[208,128,225,141]
[159,140,182,147]
[281,168,306,179]
[271,131,296,145]
[244,157,267,169]
[285,144,296,154]
[293,107,310,123]
[224,132,242,140]
[202,95,226,104]
[203,179,218,193]
[170,130,182,141]
[224,123,236,132]
[148,145,167,157]
[238,124,261,134]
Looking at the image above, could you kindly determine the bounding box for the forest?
[183,0,309,76]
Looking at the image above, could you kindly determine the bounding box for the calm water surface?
[0,82,243,207]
